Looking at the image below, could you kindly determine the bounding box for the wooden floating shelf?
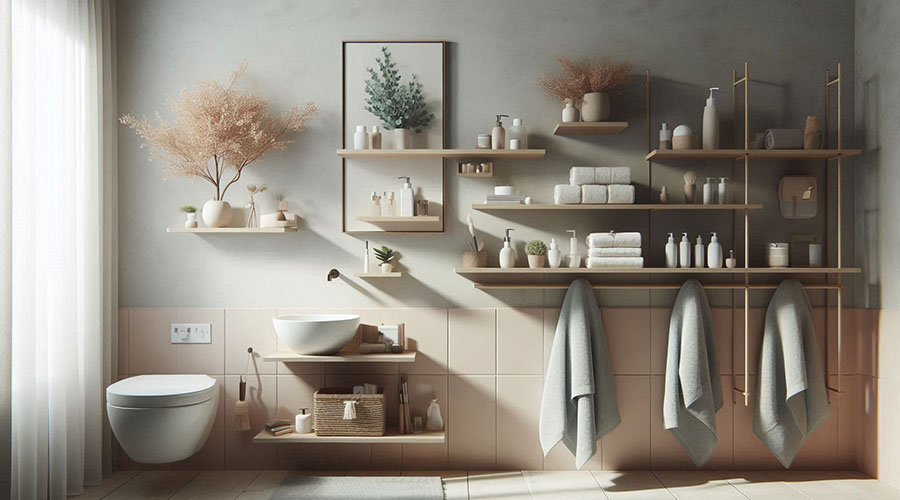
[472,203,763,211]
[356,216,441,229]
[252,428,444,444]
[646,149,862,161]
[262,351,416,363]
[166,227,296,233]
[354,272,402,278]
[337,148,545,159]
[457,172,493,178]
[553,121,628,136]
[456,267,861,277]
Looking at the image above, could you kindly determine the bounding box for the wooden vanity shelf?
[252,428,444,444]
[337,148,546,159]
[355,216,440,232]
[472,203,763,212]
[457,172,493,178]
[553,121,628,136]
[645,149,862,161]
[166,227,296,233]
[354,272,402,278]
[262,351,416,363]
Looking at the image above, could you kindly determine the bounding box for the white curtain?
[10,0,117,498]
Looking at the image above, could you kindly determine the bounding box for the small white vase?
[380,263,394,273]
[527,255,546,269]
[582,92,611,122]
[202,200,232,228]
[184,213,198,228]
[393,128,410,149]
[562,99,579,123]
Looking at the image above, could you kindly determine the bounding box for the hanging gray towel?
[754,279,831,468]
[540,279,620,469]
[663,279,723,466]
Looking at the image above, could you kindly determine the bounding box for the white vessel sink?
[272,314,361,355]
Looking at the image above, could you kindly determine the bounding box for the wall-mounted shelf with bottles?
[553,121,628,136]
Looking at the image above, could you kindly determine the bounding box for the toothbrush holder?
[462,250,488,268]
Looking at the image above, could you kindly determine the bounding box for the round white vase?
[393,128,410,150]
[202,200,232,228]
[581,92,611,122]
[184,213,198,228]
[562,100,579,123]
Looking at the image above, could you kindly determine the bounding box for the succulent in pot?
[525,240,548,269]
[374,245,396,273]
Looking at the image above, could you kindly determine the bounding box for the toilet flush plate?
[171,324,211,344]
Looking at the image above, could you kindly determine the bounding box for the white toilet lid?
[107,375,217,408]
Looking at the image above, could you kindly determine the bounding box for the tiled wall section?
[117,307,862,471]
[857,308,898,486]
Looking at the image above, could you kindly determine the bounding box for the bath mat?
[268,475,444,500]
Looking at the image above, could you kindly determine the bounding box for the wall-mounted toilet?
[107,374,219,464]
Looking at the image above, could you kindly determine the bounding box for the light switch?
[170,323,211,344]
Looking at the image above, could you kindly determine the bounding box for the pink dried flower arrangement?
[539,55,632,101]
[120,62,318,201]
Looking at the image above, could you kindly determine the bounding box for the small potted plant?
[180,205,198,228]
[364,47,435,149]
[525,240,548,269]
[374,246,396,273]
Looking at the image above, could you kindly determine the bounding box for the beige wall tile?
[878,378,900,487]
[497,308,543,375]
[448,375,496,469]
[129,308,177,375]
[357,308,448,375]
[175,308,225,375]
[226,309,277,376]
[857,308,879,378]
[224,374,276,470]
[276,444,326,470]
[859,375,878,477]
[603,308,650,375]
[402,374,449,469]
[276,374,324,421]
[324,443,372,469]
[836,374,858,469]
[733,307,765,376]
[543,308,560,375]
[602,375,650,469]
[118,308,129,375]
[496,375,543,470]
[879,309,900,382]
[448,308,496,375]
[712,307,734,376]
[371,444,401,469]
[649,308,669,376]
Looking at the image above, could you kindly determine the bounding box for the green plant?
[373,246,395,264]
[525,240,548,256]
[179,205,197,213]
[364,47,434,132]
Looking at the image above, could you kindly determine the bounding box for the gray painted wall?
[116,0,856,309]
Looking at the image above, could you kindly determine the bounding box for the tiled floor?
[72,469,900,499]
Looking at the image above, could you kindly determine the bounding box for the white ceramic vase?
[393,128,410,150]
[562,99,579,123]
[380,263,394,273]
[202,200,232,228]
[527,255,545,269]
[184,213,198,228]
[581,92,611,122]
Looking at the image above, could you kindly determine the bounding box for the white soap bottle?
[702,87,720,150]
[398,176,414,217]
[491,114,509,150]
[679,232,691,268]
[665,233,677,268]
[707,232,723,268]
[694,235,705,268]
[547,238,562,268]
[499,228,516,268]
[380,191,390,217]
[354,125,369,150]
[508,118,528,149]
[566,229,581,268]
[426,399,444,431]
[295,407,312,434]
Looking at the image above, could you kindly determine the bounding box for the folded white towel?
[608,184,635,204]
[586,257,644,268]
[586,231,642,248]
[611,166,631,185]
[581,184,608,204]
[569,166,595,186]
[554,184,581,205]
[588,247,642,258]
[594,167,611,185]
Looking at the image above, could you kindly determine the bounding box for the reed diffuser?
[683,170,698,204]
[462,214,487,267]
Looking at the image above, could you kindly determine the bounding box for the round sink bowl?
[272,314,361,355]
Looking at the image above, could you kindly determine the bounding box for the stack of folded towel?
[585,231,644,268]
[554,166,635,205]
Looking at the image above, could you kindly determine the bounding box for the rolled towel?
[586,257,644,268]
[586,231,642,248]
[569,166,595,186]
[594,167,611,185]
[611,166,631,185]
[764,129,803,149]
[554,184,582,205]
[608,184,635,204]
[588,247,642,258]
[581,184,608,204]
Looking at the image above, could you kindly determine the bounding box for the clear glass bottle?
[380,191,390,217]
[369,191,380,216]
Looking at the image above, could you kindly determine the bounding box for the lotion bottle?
[702,87,720,150]
[659,123,673,150]
[354,125,369,150]
[491,114,509,150]
[665,233,678,268]
[370,126,382,149]
[508,118,528,148]
[547,238,562,268]
[707,232,723,268]
[694,235,705,268]
[566,229,581,268]
[398,176,415,217]
[499,228,516,268]
[295,407,312,434]
[679,232,691,268]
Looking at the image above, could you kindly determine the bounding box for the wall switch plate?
[171,323,211,344]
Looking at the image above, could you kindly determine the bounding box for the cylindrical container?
[416,200,429,216]
[766,243,790,267]
[665,233,677,268]
[494,185,514,196]
[509,139,520,150]
[703,177,718,205]
[462,250,488,268]
[476,134,491,149]
[804,116,823,150]
[659,123,673,150]
[679,233,691,268]
[809,243,822,267]
[295,408,313,434]
[718,177,731,204]
[353,125,369,150]
[694,236,705,268]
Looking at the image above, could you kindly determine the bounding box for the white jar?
[766,243,790,267]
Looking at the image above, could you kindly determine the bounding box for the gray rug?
[268,475,444,500]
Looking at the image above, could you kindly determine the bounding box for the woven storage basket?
[314,387,386,437]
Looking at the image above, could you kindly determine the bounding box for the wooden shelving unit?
[645,148,862,161]
[252,428,444,444]
[457,172,493,178]
[455,267,861,278]
[262,351,416,363]
[354,272,402,278]
[472,203,763,212]
[166,227,296,234]
[337,148,546,159]
[553,121,628,136]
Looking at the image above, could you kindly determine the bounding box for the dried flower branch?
[539,55,632,101]
[120,62,318,201]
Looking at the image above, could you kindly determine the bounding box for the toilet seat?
[107,374,217,408]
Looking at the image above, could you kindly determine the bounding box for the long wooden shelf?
[354,272,402,278]
[456,267,861,277]
[472,203,762,211]
[252,428,444,444]
[167,227,296,233]
[262,351,416,363]
[553,122,628,136]
[357,216,440,223]
[646,149,862,161]
[337,148,545,159]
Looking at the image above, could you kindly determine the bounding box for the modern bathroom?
[3,0,899,499]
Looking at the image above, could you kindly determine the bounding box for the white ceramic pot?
[562,100,579,123]
[581,92,611,122]
[380,263,394,273]
[393,128,410,150]
[527,255,546,269]
[184,213,198,228]
[202,200,232,228]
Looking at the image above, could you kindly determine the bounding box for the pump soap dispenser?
[398,176,415,217]
[499,228,516,268]
[665,233,678,268]
[708,232,723,268]
[702,87,720,150]
[548,238,562,268]
[565,229,581,268]
[492,114,509,150]
[679,233,691,268]
[694,235,705,268]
